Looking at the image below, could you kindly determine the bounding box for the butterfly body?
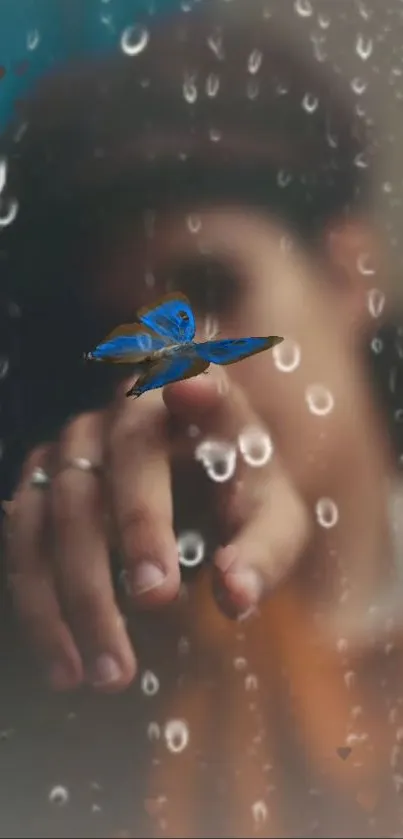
[85,292,283,398]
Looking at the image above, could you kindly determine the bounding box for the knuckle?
[51,470,97,525]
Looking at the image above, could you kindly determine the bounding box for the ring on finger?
[57,457,103,477]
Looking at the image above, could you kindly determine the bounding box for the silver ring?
[29,467,51,488]
[59,457,102,475]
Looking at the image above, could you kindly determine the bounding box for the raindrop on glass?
[305,384,334,416]
[277,169,292,188]
[209,127,222,143]
[355,151,369,170]
[49,786,69,806]
[164,719,189,754]
[318,13,331,29]
[351,77,367,96]
[26,29,40,51]
[302,93,319,113]
[183,74,198,104]
[273,339,301,373]
[356,33,373,61]
[238,426,273,468]
[206,73,220,97]
[0,159,7,194]
[357,252,375,276]
[248,49,263,75]
[141,670,160,696]
[367,288,385,318]
[0,199,18,228]
[246,79,259,100]
[315,498,339,529]
[147,722,161,742]
[177,531,205,568]
[207,31,224,60]
[245,674,259,691]
[187,214,202,234]
[195,438,237,482]
[252,800,269,826]
[0,357,9,381]
[120,25,149,56]
[371,337,383,355]
[294,0,313,17]
[344,670,356,690]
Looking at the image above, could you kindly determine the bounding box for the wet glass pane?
[1,1,403,836]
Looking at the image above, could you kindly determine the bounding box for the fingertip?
[163,373,221,415]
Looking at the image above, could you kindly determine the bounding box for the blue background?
[0,0,180,129]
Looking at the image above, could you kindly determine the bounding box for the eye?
[170,258,241,315]
[178,309,189,321]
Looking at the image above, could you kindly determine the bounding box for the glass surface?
[0,1,403,836]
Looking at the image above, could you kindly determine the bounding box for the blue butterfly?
[85,292,283,398]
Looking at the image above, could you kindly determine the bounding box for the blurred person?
[0,1,403,837]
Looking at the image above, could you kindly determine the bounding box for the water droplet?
[344,670,356,689]
[318,13,331,29]
[183,74,198,104]
[0,158,7,194]
[371,337,383,355]
[0,198,18,228]
[305,384,334,416]
[206,73,220,97]
[252,800,269,825]
[164,719,189,753]
[277,169,293,188]
[147,722,161,741]
[187,214,201,234]
[120,25,149,56]
[178,531,205,568]
[245,674,259,691]
[354,151,368,169]
[209,127,222,143]
[351,77,367,96]
[26,29,40,51]
[356,33,373,61]
[234,656,247,671]
[0,357,9,381]
[367,288,385,318]
[357,252,375,276]
[246,79,259,100]
[302,92,319,113]
[141,670,160,696]
[294,0,312,16]
[273,339,301,373]
[49,785,69,806]
[315,497,339,529]
[207,31,224,60]
[248,49,263,75]
[195,438,237,482]
[238,426,273,468]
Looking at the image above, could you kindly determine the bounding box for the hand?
[4,368,310,693]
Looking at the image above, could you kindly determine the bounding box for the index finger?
[106,385,180,606]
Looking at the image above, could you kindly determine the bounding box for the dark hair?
[0,0,399,495]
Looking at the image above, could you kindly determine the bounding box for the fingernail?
[89,654,121,687]
[131,561,166,596]
[226,568,264,605]
[49,662,77,691]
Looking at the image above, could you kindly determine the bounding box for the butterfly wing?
[126,351,209,397]
[137,292,196,344]
[195,336,283,366]
[87,322,168,364]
